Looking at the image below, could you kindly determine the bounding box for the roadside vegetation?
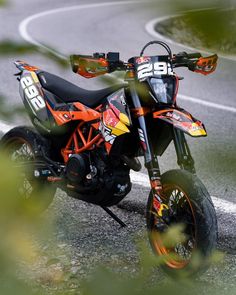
[156,8,236,55]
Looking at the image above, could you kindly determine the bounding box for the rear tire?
[146,169,218,278]
[0,126,56,214]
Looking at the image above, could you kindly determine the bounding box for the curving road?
[0,0,236,288]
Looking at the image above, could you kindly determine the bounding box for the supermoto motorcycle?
[1,41,218,276]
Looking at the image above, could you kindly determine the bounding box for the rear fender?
[153,108,207,137]
[14,60,39,72]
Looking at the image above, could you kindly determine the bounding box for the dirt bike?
[1,41,218,276]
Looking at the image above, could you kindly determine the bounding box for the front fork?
[130,84,168,217]
[130,84,195,218]
[173,128,196,173]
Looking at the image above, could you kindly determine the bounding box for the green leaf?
[0,40,37,55]
[0,0,7,6]
[0,40,69,68]
[46,258,61,267]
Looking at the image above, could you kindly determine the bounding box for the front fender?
[153,107,207,137]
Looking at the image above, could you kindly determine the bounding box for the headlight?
[150,77,176,104]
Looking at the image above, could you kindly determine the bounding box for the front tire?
[0,126,56,214]
[146,169,218,277]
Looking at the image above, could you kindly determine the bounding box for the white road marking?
[0,121,14,133]
[130,171,236,215]
[178,94,236,114]
[145,15,236,62]
[19,0,144,60]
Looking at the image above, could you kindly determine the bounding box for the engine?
[66,154,91,184]
[65,150,131,207]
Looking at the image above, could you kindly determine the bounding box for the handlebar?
[186,52,202,59]
[70,51,217,78]
[172,52,202,70]
[107,51,204,70]
[174,51,202,60]
[172,52,218,75]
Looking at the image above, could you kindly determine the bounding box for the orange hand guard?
[194,54,218,75]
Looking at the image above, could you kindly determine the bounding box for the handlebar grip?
[175,52,202,60]
[187,52,202,59]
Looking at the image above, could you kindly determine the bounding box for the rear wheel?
[146,169,217,277]
[0,126,56,214]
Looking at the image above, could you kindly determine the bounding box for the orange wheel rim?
[150,184,196,269]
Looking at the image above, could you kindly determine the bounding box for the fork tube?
[173,128,196,173]
[129,83,162,191]
[129,83,152,164]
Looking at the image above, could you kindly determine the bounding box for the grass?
[156,9,236,55]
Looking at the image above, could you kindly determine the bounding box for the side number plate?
[21,76,46,112]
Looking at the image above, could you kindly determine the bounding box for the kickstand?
[101,206,127,228]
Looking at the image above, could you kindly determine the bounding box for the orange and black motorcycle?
[1,41,218,276]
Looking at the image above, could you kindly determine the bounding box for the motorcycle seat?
[38,71,126,108]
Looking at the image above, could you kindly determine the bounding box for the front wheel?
[146,169,218,277]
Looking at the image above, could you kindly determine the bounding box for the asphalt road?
[0,0,235,291]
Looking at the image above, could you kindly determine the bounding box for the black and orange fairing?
[153,108,207,137]
[44,102,102,162]
[99,89,131,153]
[47,88,132,160]
[46,101,101,127]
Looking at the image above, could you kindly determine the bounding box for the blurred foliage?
[165,0,226,11]
[0,151,227,295]
[0,0,6,6]
[0,40,69,67]
[0,153,227,294]
[0,153,228,294]
[0,155,79,294]
[0,156,46,295]
[157,0,236,54]
[0,40,38,55]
